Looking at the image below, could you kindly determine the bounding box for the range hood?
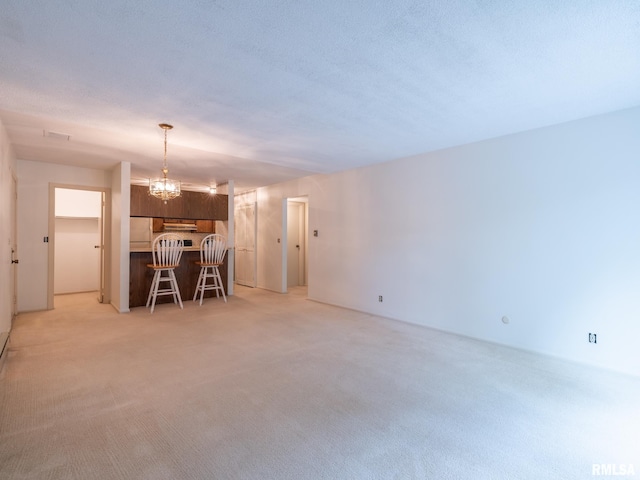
[163,222,197,231]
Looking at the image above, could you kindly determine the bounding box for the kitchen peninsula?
[129,185,229,308]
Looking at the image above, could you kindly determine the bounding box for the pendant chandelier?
[149,123,181,202]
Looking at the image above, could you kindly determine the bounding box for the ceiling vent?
[43,130,71,141]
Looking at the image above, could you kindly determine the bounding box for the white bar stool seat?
[146,233,184,313]
[193,234,227,305]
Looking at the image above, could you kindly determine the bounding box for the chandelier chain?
[163,127,167,171]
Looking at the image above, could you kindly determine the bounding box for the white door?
[97,192,106,303]
[235,203,257,287]
[10,174,18,324]
[286,201,306,288]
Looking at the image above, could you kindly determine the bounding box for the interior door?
[286,202,300,288]
[11,174,18,324]
[97,192,106,303]
[286,201,306,288]
[235,203,256,287]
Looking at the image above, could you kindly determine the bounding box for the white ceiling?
[1,1,639,192]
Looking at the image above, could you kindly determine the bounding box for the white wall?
[255,179,316,292]
[16,160,114,311]
[0,118,18,335]
[255,106,640,376]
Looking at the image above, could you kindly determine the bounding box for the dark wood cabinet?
[196,220,215,233]
[182,191,228,220]
[209,194,228,220]
[130,184,153,217]
[130,184,182,218]
[181,190,205,218]
[130,185,228,221]
[162,194,185,218]
[152,218,164,232]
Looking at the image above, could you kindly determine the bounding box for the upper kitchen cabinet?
[130,184,152,217]
[182,191,228,220]
[130,185,227,220]
[130,185,184,217]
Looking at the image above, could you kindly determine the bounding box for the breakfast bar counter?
[129,250,228,308]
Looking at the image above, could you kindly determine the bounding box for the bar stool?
[146,233,184,313]
[193,234,227,305]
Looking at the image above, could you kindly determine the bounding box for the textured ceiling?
[1,1,639,192]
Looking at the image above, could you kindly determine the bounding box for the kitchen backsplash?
[151,231,210,247]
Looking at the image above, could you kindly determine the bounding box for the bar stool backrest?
[152,233,184,268]
[200,234,227,265]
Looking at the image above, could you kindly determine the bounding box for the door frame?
[284,196,309,292]
[10,172,18,324]
[47,184,112,309]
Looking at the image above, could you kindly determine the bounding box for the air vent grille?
[43,130,71,141]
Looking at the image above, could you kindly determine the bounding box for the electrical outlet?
[378,295,383,302]
[589,333,597,344]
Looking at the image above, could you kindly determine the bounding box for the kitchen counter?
[129,250,228,308]
[129,245,202,253]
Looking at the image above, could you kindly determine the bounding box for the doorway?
[10,173,18,325]
[286,197,308,290]
[47,185,111,308]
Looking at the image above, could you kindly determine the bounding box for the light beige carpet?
[1,286,638,479]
